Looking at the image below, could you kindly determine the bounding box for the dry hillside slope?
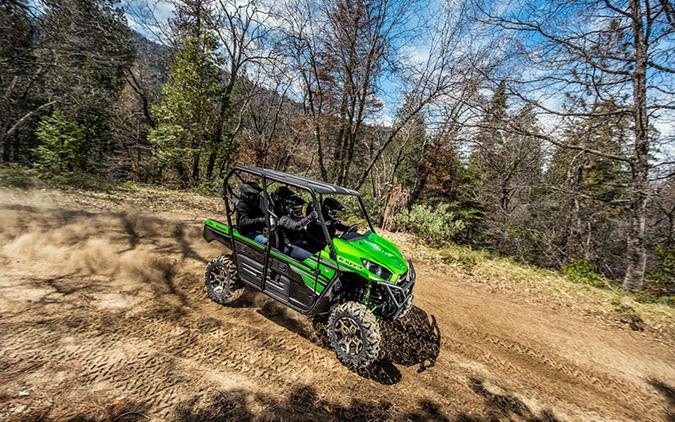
[0,186,673,421]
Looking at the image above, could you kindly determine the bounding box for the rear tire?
[204,256,245,305]
[328,301,381,369]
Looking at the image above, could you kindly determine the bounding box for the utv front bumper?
[380,259,416,319]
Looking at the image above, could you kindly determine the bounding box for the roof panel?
[235,166,360,195]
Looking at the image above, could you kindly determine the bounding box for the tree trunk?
[205,152,217,180]
[624,163,649,289]
[623,0,649,290]
[206,89,233,181]
[191,151,201,184]
[2,138,11,162]
[560,164,583,259]
[407,161,429,209]
[176,162,189,188]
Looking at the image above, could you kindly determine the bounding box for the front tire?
[328,301,381,369]
[204,256,245,305]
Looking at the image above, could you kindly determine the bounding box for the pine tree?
[148,29,222,187]
[34,109,86,173]
[38,0,134,173]
[473,82,544,256]
[543,100,631,271]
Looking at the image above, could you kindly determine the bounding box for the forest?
[1,0,673,294]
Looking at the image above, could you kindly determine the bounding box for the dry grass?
[1,170,672,337]
[384,230,675,336]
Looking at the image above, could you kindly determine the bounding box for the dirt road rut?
[0,188,673,421]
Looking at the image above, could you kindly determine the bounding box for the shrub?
[391,204,466,245]
[440,246,483,271]
[0,164,39,189]
[647,245,674,295]
[561,259,606,288]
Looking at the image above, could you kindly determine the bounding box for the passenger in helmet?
[235,181,267,244]
[271,185,294,217]
[306,197,351,251]
[278,195,319,260]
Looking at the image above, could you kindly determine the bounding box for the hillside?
[0,182,673,421]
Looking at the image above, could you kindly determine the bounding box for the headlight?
[361,259,392,280]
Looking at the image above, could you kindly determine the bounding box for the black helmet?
[322,197,344,219]
[274,185,294,200]
[272,185,294,215]
[284,195,306,218]
[239,181,261,204]
[240,181,261,195]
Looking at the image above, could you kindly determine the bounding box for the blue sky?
[123,0,441,127]
[122,0,672,149]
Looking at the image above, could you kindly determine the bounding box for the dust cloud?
[0,190,200,290]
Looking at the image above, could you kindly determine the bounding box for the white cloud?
[401,44,430,66]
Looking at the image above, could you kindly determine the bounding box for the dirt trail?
[0,188,673,421]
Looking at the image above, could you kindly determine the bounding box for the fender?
[203,221,231,246]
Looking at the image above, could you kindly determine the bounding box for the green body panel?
[205,219,231,235]
[205,218,331,293]
[330,232,408,282]
[204,219,408,291]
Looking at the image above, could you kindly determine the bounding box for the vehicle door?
[262,183,321,312]
[226,170,267,290]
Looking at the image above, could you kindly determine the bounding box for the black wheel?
[328,301,381,369]
[204,256,245,305]
[395,294,413,320]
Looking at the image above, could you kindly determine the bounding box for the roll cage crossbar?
[222,166,376,260]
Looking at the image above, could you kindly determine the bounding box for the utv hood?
[332,231,408,281]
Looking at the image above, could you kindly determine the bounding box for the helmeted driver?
[235,181,267,244]
[278,195,318,260]
[306,197,351,251]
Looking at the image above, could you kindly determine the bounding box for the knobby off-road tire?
[204,256,245,305]
[328,301,381,369]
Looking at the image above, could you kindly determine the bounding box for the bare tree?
[353,0,505,191]
[239,71,294,167]
[281,0,499,190]
[205,0,280,179]
[281,0,429,185]
[0,0,52,159]
[472,0,674,289]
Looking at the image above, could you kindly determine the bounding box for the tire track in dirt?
[0,190,673,421]
[0,287,352,419]
[413,273,674,421]
[434,321,658,420]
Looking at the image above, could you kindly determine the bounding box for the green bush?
[49,172,119,191]
[440,246,483,271]
[391,204,466,245]
[561,259,606,288]
[0,164,39,189]
[610,298,645,331]
[647,245,674,292]
[630,290,675,306]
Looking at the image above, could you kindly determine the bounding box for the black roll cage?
[222,165,376,262]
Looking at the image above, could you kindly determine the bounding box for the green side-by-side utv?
[202,166,416,369]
